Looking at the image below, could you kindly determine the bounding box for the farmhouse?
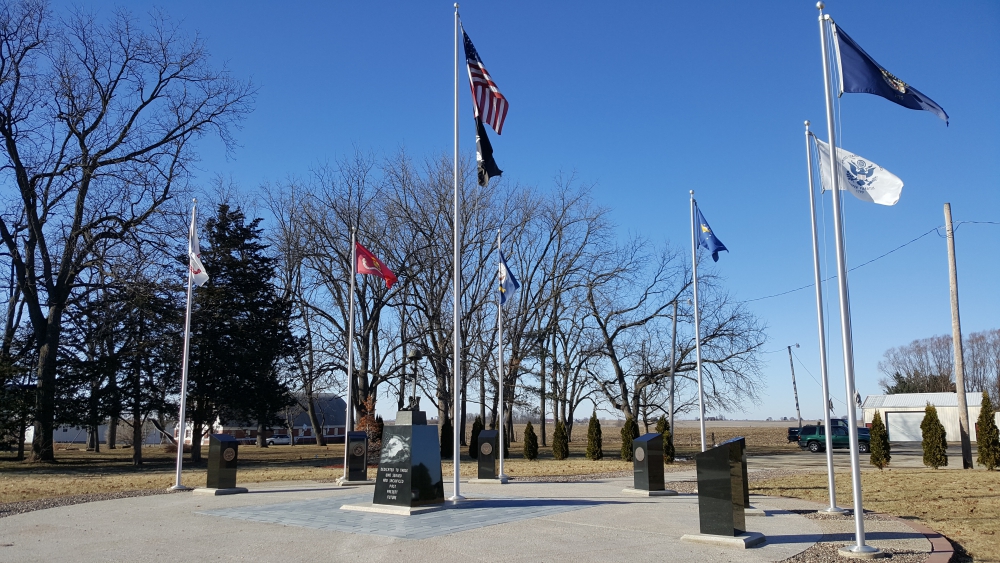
[861,392,999,442]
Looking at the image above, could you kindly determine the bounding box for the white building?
[861,392,1000,442]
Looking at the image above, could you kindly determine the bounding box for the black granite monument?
[694,436,747,536]
[346,431,369,481]
[632,433,665,491]
[206,433,239,489]
[373,409,445,507]
[477,430,499,479]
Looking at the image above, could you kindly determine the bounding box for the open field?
[752,468,1000,563]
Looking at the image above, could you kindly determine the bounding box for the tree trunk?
[31,316,61,462]
[256,422,267,448]
[132,414,143,466]
[88,426,100,453]
[16,417,26,461]
[191,420,203,462]
[306,396,326,446]
[106,416,118,449]
[540,349,547,446]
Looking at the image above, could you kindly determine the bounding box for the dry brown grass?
[752,468,1000,563]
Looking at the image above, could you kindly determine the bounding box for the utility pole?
[788,344,802,430]
[944,203,973,469]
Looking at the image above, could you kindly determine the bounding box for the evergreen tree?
[620,416,639,461]
[552,420,569,460]
[440,417,454,459]
[469,415,484,459]
[976,391,1000,470]
[523,421,539,460]
[920,403,948,469]
[586,412,603,460]
[869,410,891,470]
[655,416,675,463]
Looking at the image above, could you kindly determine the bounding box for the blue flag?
[834,23,948,124]
[695,206,727,262]
[498,250,520,305]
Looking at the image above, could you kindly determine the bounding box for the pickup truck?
[787,418,854,442]
[797,424,870,453]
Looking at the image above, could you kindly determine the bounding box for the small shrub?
[440,417,453,459]
[654,416,675,463]
[869,410,890,470]
[620,416,639,461]
[586,412,603,460]
[523,421,538,460]
[469,416,484,459]
[976,391,1000,470]
[552,420,569,460]
[920,403,948,469]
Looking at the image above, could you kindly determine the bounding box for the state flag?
[188,212,209,287]
[695,206,728,262]
[498,250,519,305]
[355,242,397,289]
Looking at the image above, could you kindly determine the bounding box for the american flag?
[463,27,508,135]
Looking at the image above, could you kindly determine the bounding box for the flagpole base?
[447,494,466,502]
[169,485,192,491]
[820,506,848,514]
[837,545,885,559]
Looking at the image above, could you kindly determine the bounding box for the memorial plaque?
[207,433,239,489]
[477,430,499,479]
[694,437,747,536]
[373,411,445,507]
[346,431,369,481]
[632,433,665,491]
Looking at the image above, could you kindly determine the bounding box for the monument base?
[622,488,678,497]
[745,504,767,516]
[192,487,248,496]
[336,479,376,486]
[680,532,766,549]
[837,545,886,559]
[469,477,508,484]
[341,502,445,516]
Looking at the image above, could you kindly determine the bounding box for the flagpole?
[341,228,358,483]
[450,2,465,502]
[668,299,677,437]
[496,229,507,481]
[805,121,845,514]
[818,4,877,555]
[171,199,198,490]
[689,191,706,452]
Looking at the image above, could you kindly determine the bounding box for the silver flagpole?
[668,299,678,436]
[689,191,706,452]
[497,229,507,481]
[341,228,358,483]
[804,121,844,514]
[450,2,465,501]
[171,199,198,490]
[817,4,877,555]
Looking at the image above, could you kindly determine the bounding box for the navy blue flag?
[834,24,948,124]
[695,206,727,262]
[498,250,520,305]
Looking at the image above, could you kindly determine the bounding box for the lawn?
[752,468,1000,563]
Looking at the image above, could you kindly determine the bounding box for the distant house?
[861,392,998,442]
[219,394,348,443]
[26,423,168,446]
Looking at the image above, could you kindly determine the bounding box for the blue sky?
[61,1,999,421]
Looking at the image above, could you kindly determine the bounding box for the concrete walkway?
[0,470,933,563]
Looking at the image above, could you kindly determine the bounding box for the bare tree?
[0,2,253,461]
[878,335,955,393]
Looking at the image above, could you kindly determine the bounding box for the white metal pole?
[497,230,507,480]
[690,191,706,452]
[804,122,844,514]
[450,2,464,501]
[818,4,876,555]
[172,200,198,490]
[341,229,357,483]
[668,300,678,435]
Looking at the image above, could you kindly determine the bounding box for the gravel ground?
[0,488,181,519]
[778,542,928,563]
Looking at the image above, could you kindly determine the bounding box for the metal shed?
[861,392,999,442]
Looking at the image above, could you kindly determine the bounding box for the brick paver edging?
[890,517,954,563]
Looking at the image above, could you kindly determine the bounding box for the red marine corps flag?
[355,242,397,289]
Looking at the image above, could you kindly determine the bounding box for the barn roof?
[861,392,983,409]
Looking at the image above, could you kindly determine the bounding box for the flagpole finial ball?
[689,190,694,195]
[816,2,824,10]
[804,120,810,127]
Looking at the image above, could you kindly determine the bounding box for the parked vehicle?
[788,418,857,443]
[266,434,291,446]
[797,424,870,453]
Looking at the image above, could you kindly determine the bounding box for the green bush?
[469,416,484,459]
[523,421,539,460]
[552,420,569,460]
[586,412,603,460]
[654,415,675,463]
[920,403,948,469]
[620,416,639,461]
[976,391,1000,470]
[440,417,453,459]
[869,410,890,470]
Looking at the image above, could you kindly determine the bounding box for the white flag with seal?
[814,136,903,206]
[188,211,209,287]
